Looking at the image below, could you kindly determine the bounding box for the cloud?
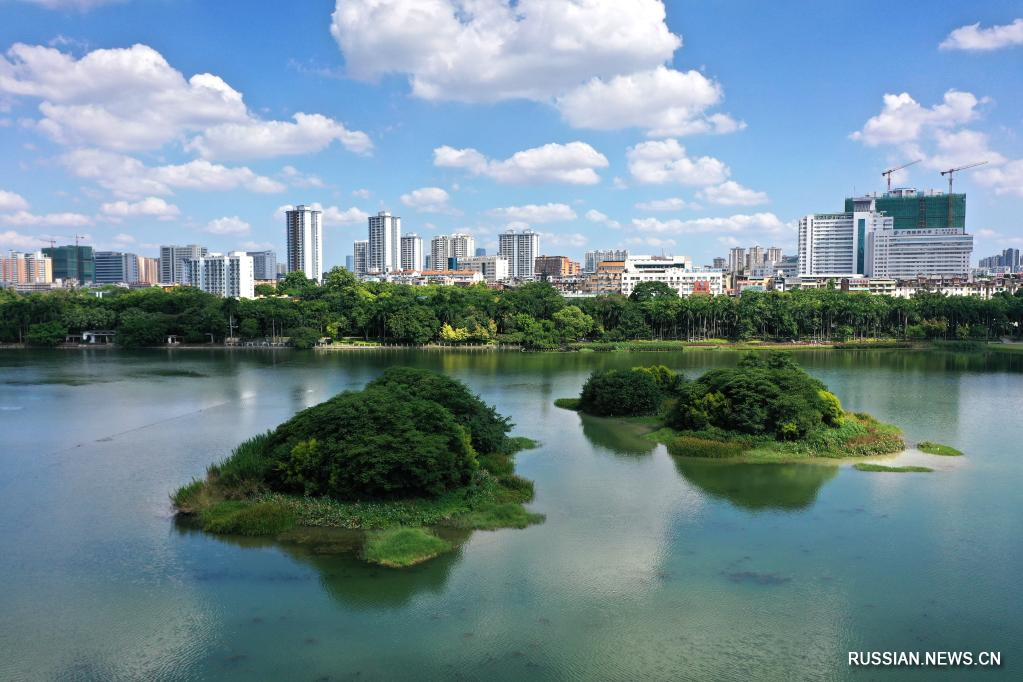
[0,210,92,226]
[435,141,609,185]
[488,203,577,223]
[627,138,729,186]
[274,203,369,226]
[940,18,1023,51]
[16,0,124,10]
[0,189,30,211]
[632,212,786,235]
[0,229,53,249]
[331,0,680,102]
[975,160,1023,197]
[204,216,250,235]
[634,197,690,212]
[62,148,285,197]
[186,112,373,160]
[400,186,457,213]
[0,43,369,158]
[924,128,1006,170]
[541,231,588,248]
[698,181,768,206]
[351,188,371,199]
[280,165,325,188]
[100,196,180,220]
[625,236,677,249]
[850,90,982,146]
[584,209,620,230]
[557,66,743,137]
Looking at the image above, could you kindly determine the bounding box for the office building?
[246,251,277,281]
[42,245,94,285]
[475,247,487,257]
[866,227,973,278]
[400,233,424,271]
[286,204,323,281]
[1,251,52,285]
[844,188,964,229]
[94,251,144,284]
[367,210,400,274]
[345,255,354,271]
[979,248,1021,271]
[584,249,629,273]
[798,196,894,276]
[353,240,369,277]
[498,228,540,280]
[620,255,722,297]
[186,252,254,299]
[460,255,509,283]
[160,244,207,285]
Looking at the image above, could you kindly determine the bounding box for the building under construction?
[844,188,965,230]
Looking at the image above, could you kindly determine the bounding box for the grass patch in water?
[200,500,296,536]
[668,435,746,459]
[853,463,933,473]
[554,397,581,410]
[453,502,545,530]
[362,527,452,567]
[917,441,963,457]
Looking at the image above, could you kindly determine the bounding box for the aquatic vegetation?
[363,527,453,568]
[200,501,296,536]
[668,436,746,459]
[553,398,581,410]
[853,463,933,473]
[578,365,684,417]
[917,441,963,456]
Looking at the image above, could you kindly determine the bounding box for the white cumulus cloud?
[187,112,373,160]
[400,187,456,213]
[0,189,30,211]
[584,209,620,230]
[632,212,786,235]
[204,216,250,235]
[698,181,768,206]
[634,197,690,212]
[940,18,1023,51]
[435,141,609,185]
[488,203,577,223]
[1,210,92,226]
[850,90,982,146]
[627,138,730,186]
[100,196,179,220]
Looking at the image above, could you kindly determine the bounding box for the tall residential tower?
[286,204,323,282]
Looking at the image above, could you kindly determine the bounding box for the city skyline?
[0,1,1022,268]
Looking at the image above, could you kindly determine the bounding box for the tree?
[287,326,321,349]
[117,309,168,348]
[385,305,439,344]
[277,271,318,297]
[629,280,678,302]
[552,305,595,342]
[579,369,662,417]
[26,321,67,347]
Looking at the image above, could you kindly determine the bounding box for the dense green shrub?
[262,387,477,499]
[25,321,67,346]
[667,352,844,440]
[578,368,662,417]
[668,435,746,459]
[366,366,511,455]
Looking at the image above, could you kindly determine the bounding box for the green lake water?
[0,348,1020,681]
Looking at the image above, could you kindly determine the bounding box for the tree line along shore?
[2,267,1022,350]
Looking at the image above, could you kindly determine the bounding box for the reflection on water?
[579,413,658,456]
[673,458,839,511]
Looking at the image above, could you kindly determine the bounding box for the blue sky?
[1,0,1021,268]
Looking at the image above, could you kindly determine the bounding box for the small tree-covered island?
[174,367,542,568]
[558,353,914,462]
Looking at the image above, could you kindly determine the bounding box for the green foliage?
[917,441,963,456]
[668,436,746,459]
[853,463,933,473]
[554,397,582,410]
[366,366,511,455]
[362,527,452,567]
[117,309,168,347]
[628,280,678,302]
[287,326,320,349]
[453,502,545,530]
[551,305,594,342]
[579,368,662,417]
[668,352,838,440]
[200,501,296,536]
[25,321,67,346]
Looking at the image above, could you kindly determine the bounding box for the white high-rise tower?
[285,205,323,282]
[368,211,401,273]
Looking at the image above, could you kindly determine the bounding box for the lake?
[0,348,1020,681]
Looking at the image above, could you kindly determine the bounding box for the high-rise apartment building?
[498,228,540,280]
[584,249,629,273]
[712,257,726,270]
[1,251,51,285]
[400,233,424,271]
[186,252,255,299]
[430,235,450,271]
[535,256,581,278]
[979,248,1021,271]
[42,245,94,284]
[746,246,765,269]
[286,205,323,282]
[766,247,784,264]
[160,244,207,285]
[450,233,475,260]
[246,251,278,281]
[367,211,400,274]
[727,247,746,273]
[138,257,159,284]
[353,240,369,277]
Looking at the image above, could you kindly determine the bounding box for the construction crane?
[881,159,921,192]
[939,161,988,228]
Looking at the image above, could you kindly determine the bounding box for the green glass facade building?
[42,245,95,284]
[843,192,965,229]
